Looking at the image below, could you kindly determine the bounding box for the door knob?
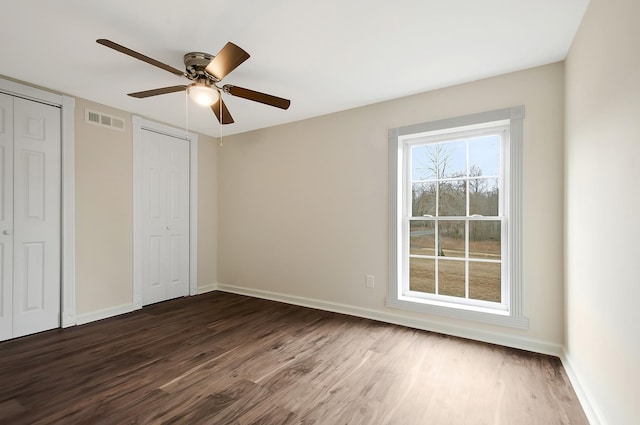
[2,229,11,235]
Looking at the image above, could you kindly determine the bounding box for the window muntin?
[403,127,508,311]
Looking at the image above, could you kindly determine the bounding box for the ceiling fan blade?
[211,98,235,124]
[223,85,291,110]
[97,39,185,77]
[128,85,188,98]
[205,42,250,81]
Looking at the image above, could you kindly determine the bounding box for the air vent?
[85,108,125,132]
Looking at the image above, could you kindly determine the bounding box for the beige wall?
[197,134,218,289]
[218,62,566,350]
[565,0,640,423]
[74,98,218,314]
[75,98,133,314]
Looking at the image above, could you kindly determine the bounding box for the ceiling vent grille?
[85,108,125,131]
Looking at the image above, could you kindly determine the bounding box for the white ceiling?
[0,0,589,137]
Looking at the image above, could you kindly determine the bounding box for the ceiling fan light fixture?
[188,83,219,106]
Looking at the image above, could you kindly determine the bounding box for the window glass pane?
[469,221,501,260]
[410,220,435,255]
[469,178,499,216]
[469,135,500,177]
[438,180,466,216]
[438,220,465,258]
[412,182,436,217]
[438,260,465,297]
[413,142,467,181]
[437,140,466,179]
[469,261,501,302]
[409,257,435,294]
[411,145,437,180]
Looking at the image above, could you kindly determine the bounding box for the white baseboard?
[75,303,136,325]
[197,283,218,294]
[215,283,563,357]
[71,285,563,356]
[75,286,219,326]
[561,351,604,425]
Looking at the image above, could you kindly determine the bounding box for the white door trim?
[61,96,75,328]
[0,77,76,328]
[132,116,198,309]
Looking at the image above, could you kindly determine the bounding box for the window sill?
[386,296,529,329]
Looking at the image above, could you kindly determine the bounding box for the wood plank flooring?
[0,292,588,424]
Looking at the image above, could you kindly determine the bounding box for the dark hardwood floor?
[0,292,588,424]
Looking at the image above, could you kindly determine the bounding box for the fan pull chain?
[185,90,189,140]
[219,96,224,147]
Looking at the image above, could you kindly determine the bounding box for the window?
[388,107,528,328]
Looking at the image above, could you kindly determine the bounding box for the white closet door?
[141,129,189,305]
[0,94,60,341]
[12,97,61,338]
[164,138,190,300]
[0,93,14,341]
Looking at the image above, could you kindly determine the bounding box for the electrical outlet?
[366,275,375,288]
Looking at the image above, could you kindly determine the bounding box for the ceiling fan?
[96,39,290,125]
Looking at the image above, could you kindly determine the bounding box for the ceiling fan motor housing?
[184,52,218,82]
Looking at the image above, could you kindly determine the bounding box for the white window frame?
[387,106,529,328]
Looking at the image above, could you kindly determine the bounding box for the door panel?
[142,135,168,305]
[24,151,46,218]
[12,97,60,338]
[141,130,189,306]
[165,138,189,301]
[22,242,45,310]
[0,94,13,341]
[148,234,164,298]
